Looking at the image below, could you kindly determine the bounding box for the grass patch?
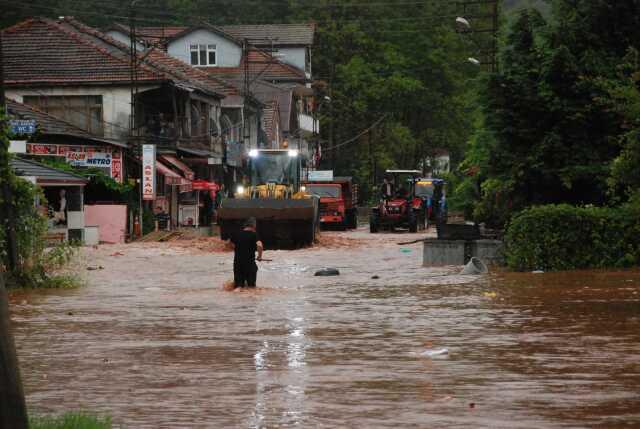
[30,412,111,429]
[41,274,85,289]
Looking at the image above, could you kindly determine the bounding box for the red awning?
[191,180,219,191]
[161,155,195,180]
[156,160,191,189]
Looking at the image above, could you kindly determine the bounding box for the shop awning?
[191,180,219,191]
[156,160,191,190]
[161,155,195,180]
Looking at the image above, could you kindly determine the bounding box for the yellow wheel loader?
[217,149,319,249]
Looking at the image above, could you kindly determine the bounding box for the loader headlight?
[236,185,245,195]
[300,186,306,192]
[248,149,259,158]
[288,149,299,157]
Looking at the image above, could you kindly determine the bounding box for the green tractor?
[217,149,319,249]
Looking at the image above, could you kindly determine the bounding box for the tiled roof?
[33,17,227,100]
[205,49,306,83]
[130,23,315,47]
[218,24,315,46]
[1,18,162,85]
[106,24,187,47]
[143,48,236,98]
[11,157,88,185]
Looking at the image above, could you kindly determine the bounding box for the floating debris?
[315,268,340,276]
[421,348,449,358]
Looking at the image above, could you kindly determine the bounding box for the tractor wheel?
[369,214,379,233]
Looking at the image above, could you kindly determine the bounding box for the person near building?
[228,217,263,288]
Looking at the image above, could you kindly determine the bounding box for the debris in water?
[315,268,340,276]
[421,348,449,357]
[400,248,412,254]
[469,403,476,409]
[86,266,104,271]
[372,275,380,279]
[110,252,124,257]
[532,270,544,274]
[483,292,497,298]
[67,311,73,316]
[460,257,489,275]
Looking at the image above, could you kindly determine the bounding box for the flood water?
[9,230,640,428]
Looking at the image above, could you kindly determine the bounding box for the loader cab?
[239,149,302,198]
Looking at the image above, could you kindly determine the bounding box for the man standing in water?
[229,217,263,288]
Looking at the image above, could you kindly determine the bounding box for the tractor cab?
[414,178,446,224]
[370,170,426,233]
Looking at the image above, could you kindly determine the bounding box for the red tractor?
[303,177,358,230]
[369,170,427,233]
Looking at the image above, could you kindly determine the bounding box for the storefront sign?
[142,145,156,201]
[308,170,334,181]
[111,158,123,183]
[66,151,87,166]
[66,151,112,167]
[9,119,36,135]
[85,152,112,167]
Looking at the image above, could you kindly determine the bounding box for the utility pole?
[329,79,334,170]
[0,30,29,429]
[129,0,144,236]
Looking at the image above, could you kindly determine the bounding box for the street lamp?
[456,16,471,31]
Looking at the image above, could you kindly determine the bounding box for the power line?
[322,114,388,152]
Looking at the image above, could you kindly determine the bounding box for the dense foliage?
[505,204,640,271]
[0,113,78,288]
[461,1,640,227]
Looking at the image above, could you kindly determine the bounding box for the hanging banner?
[111,158,123,183]
[142,145,156,201]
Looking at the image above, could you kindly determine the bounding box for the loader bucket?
[218,197,319,249]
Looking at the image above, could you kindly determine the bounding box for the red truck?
[303,177,358,230]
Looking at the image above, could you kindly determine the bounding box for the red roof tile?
[1,18,162,85]
[205,49,305,83]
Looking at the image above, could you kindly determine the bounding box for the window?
[189,43,217,66]
[23,95,104,136]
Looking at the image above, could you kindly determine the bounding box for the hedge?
[505,204,640,271]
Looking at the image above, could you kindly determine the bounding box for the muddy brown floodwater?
[9,228,640,428]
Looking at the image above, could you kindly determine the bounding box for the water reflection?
[9,240,640,428]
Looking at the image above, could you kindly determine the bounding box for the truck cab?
[303,177,358,229]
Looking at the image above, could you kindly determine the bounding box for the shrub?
[505,204,640,271]
[29,412,111,429]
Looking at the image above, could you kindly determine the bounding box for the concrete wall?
[168,29,242,67]
[85,204,127,244]
[423,239,505,267]
[7,85,158,141]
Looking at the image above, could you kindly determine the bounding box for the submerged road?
[9,228,640,428]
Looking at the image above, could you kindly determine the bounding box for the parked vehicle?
[303,177,358,230]
[370,170,426,233]
[217,149,319,248]
[414,178,447,227]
